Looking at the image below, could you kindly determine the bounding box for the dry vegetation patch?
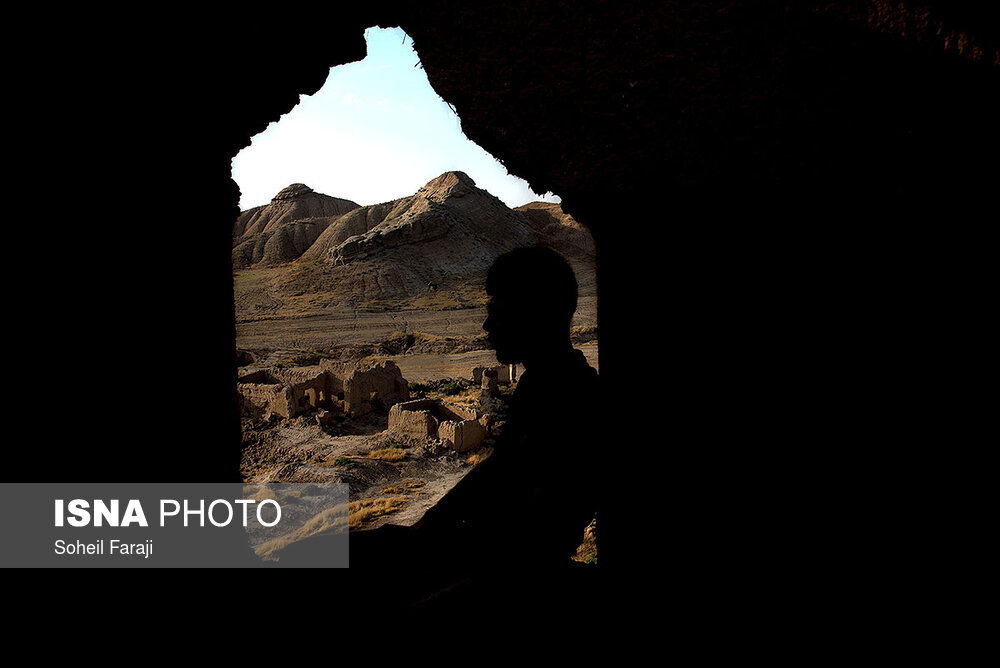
[379,480,425,495]
[349,496,408,530]
[314,456,356,469]
[466,446,494,466]
[367,447,408,462]
[254,505,348,561]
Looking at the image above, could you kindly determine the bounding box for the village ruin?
[237,355,517,455]
[237,359,410,420]
[472,363,516,394]
[388,398,490,453]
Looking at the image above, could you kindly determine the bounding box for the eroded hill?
[233,172,597,338]
[233,183,361,268]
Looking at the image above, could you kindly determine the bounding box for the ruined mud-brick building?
[237,360,409,419]
[389,398,490,453]
[31,2,998,601]
[320,358,411,416]
[472,364,517,388]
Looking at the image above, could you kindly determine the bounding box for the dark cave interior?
[13,2,998,580]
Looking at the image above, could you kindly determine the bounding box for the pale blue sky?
[231,27,560,211]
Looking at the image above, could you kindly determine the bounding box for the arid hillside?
[233,172,597,350]
[233,183,361,268]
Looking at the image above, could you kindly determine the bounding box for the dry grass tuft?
[314,456,356,469]
[466,446,494,466]
[379,480,425,495]
[427,385,480,406]
[367,448,408,462]
[348,496,408,531]
[253,505,349,561]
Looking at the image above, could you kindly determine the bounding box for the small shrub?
[440,381,463,396]
[332,457,355,469]
[487,401,509,422]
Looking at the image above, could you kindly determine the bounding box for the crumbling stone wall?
[389,398,490,452]
[238,370,281,384]
[237,370,287,418]
[288,376,327,414]
[237,382,292,419]
[238,367,342,418]
[437,418,487,453]
[342,360,410,416]
[238,360,411,419]
[271,367,337,411]
[388,398,440,438]
[473,364,517,387]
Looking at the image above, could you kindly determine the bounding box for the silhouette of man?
[414,247,600,567]
[284,247,601,612]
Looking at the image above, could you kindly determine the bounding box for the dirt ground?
[236,299,599,554]
[388,342,599,383]
[235,296,597,351]
[241,414,479,530]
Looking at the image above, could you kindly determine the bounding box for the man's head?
[483,247,579,366]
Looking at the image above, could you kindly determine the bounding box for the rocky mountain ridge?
[235,172,590,270]
[233,184,361,268]
[232,171,596,318]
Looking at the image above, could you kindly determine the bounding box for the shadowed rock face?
[225,3,997,263]
[516,202,595,258]
[397,2,998,217]
[233,218,337,268]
